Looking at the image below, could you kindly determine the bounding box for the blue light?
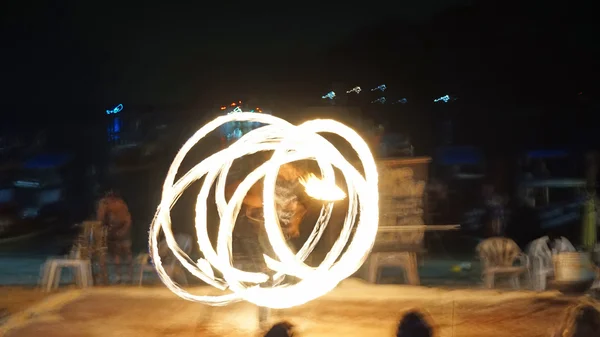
[526,149,569,159]
[434,95,450,103]
[106,104,123,115]
[393,98,408,104]
[221,107,263,141]
[113,117,120,133]
[371,84,387,92]
[322,91,336,100]
[23,153,72,169]
[227,106,243,114]
[371,97,386,104]
[107,116,122,142]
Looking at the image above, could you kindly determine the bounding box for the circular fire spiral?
[149,112,379,309]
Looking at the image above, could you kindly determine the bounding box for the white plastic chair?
[553,237,576,254]
[137,234,192,286]
[526,236,576,291]
[136,253,155,286]
[40,244,93,292]
[477,237,529,289]
[526,236,554,291]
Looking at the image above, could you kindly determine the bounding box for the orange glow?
[300,173,346,201]
[238,100,242,104]
[231,102,236,106]
[220,106,226,110]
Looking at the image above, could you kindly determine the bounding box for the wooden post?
[585,152,598,191]
[582,152,598,252]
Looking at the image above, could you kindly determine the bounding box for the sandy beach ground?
[1,279,597,337]
[0,287,56,318]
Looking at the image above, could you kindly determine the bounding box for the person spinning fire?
[226,161,309,328]
[96,190,133,284]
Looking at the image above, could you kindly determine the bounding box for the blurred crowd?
[261,301,600,337]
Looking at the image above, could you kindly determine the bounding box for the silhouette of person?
[264,321,295,337]
[226,161,309,329]
[396,310,434,337]
[553,303,600,337]
[96,190,133,284]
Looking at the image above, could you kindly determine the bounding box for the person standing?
[482,184,506,237]
[227,162,309,329]
[96,190,133,284]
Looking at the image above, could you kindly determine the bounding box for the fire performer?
[96,190,133,284]
[226,162,309,329]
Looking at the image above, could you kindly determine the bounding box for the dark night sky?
[1,1,473,121]
[1,0,598,150]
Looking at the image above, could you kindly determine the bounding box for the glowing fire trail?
[149,112,379,309]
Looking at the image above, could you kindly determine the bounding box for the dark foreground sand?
[1,279,596,337]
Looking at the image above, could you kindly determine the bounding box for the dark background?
[2,0,599,152]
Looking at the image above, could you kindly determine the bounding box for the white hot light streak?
[346,86,362,94]
[149,112,379,309]
[300,173,346,201]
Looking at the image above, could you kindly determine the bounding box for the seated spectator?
[396,310,434,337]
[264,321,295,337]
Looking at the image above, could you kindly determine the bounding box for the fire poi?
[149,112,379,309]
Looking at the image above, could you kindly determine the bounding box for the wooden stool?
[366,251,420,285]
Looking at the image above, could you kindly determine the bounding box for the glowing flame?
[150,112,378,309]
[300,173,346,201]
